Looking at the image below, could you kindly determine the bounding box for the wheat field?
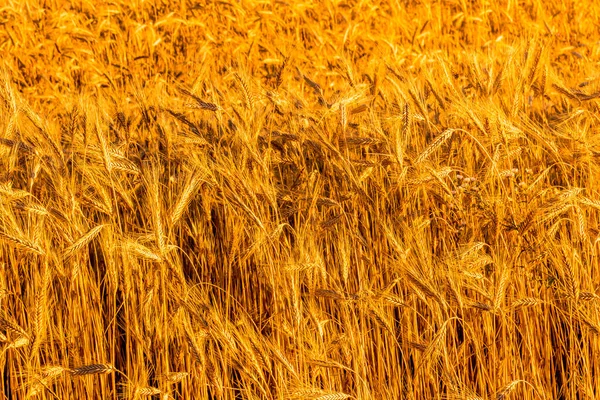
[1,0,600,399]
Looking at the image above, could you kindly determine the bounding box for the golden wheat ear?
[70,363,115,376]
[39,365,72,378]
[162,371,189,383]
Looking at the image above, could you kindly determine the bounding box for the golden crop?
[1,0,600,399]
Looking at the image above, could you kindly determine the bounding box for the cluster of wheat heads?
[1,0,600,399]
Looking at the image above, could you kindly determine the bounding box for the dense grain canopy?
[1,0,600,399]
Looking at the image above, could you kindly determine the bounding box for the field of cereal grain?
[1,1,600,399]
